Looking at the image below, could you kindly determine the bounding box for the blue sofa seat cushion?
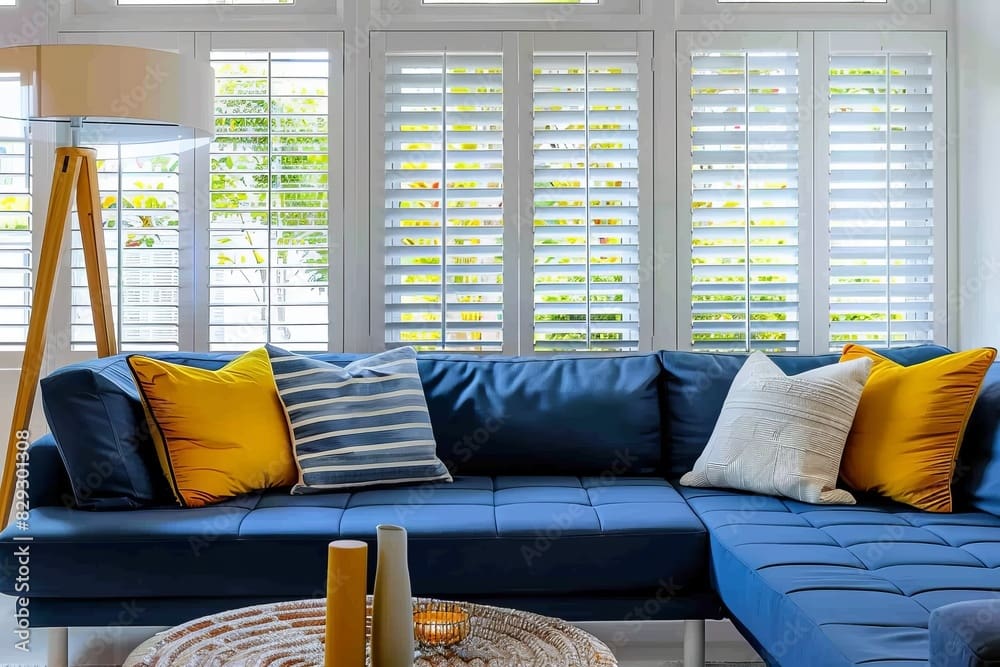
[0,476,708,605]
[679,486,1000,667]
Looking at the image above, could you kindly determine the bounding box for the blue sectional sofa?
[3,346,1000,667]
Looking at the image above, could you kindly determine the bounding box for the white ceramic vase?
[371,524,414,667]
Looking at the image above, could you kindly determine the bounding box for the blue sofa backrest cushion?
[41,355,173,510]
[956,362,1000,515]
[42,351,664,509]
[659,345,954,478]
[414,354,663,475]
[42,352,375,509]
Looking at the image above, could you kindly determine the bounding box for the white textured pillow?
[680,352,872,505]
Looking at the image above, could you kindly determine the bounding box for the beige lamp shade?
[0,44,214,143]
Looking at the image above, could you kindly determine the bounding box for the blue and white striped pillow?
[266,345,452,493]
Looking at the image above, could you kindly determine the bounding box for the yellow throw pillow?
[127,348,298,508]
[839,344,997,512]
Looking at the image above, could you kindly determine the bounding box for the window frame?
[45,29,347,361]
[376,0,640,22]
[195,30,345,353]
[0,80,32,356]
[63,0,342,32]
[676,29,948,355]
[369,31,516,353]
[677,0,931,16]
[813,30,948,352]
[19,14,950,363]
[676,31,816,354]
[524,30,654,353]
[370,30,653,355]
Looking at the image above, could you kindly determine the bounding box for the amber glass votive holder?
[412,600,471,648]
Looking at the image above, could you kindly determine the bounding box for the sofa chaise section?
[680,486,1000,667]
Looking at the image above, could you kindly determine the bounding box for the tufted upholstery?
[1,476,708,609]
[680,486,1000,667]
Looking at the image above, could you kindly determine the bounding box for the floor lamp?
[0,45,213,530]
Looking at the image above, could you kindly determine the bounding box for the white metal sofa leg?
[48,627,69,667]
[683,619,706,667]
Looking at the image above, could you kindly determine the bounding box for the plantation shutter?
[0,74,30,350]
[209,47,330,351]
[824,35,942,350]
[532,49,644,352]
[381,44,504,351]
[71,144,181,351]
[684,41,803,353]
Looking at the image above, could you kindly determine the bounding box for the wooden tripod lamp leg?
[1,148,83,527]
[76,149,118,358]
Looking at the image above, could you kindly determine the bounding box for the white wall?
[957,0,1000,350]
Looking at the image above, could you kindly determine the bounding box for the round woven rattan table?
[123,597,618,667]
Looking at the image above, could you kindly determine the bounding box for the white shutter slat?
[532,52,641,352]
[383,51,504,352]
[688,47,801,353]
[827,50,936,350]
[209,49,331,352]
[71,146,180,351]
[692,149,798,167]
[830,209,933,224]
